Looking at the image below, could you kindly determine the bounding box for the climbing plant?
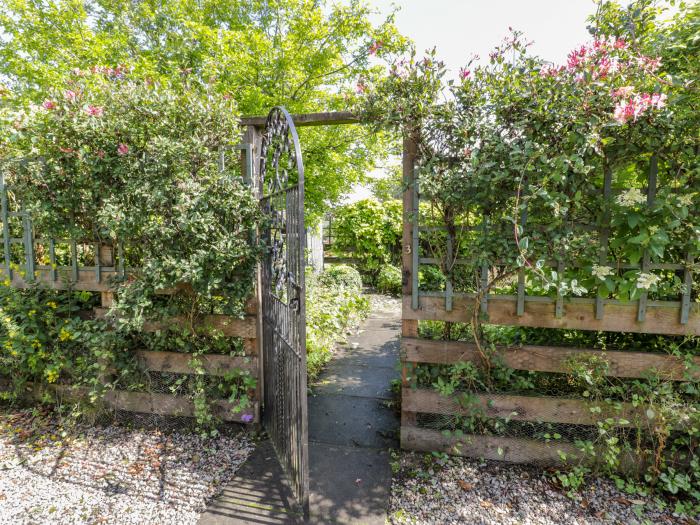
[1,69,261,430]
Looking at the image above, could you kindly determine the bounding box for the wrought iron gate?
[258,106,309,515]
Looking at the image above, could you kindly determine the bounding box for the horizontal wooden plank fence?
[399,135,698,467]
[0,148,261,426]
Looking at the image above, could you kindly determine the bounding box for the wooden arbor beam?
[240,111,360,128]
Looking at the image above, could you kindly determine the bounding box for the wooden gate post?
[241,124,264,422]
[401,130,419,442]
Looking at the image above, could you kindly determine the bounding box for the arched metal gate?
[258,106,309,516]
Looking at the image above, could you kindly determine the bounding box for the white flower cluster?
[678,194,694,207]
[616,188,646,207]
[636,272,661,290]
[591,264,614,281]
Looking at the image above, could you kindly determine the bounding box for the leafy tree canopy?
[0,0,409,221]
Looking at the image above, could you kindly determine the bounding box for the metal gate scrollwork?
[259,106,309,516]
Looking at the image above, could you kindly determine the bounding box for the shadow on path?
[199,298,401,525]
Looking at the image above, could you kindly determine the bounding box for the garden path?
[198,295,401,524]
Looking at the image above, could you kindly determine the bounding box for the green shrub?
[317,264,363,292]
[306,267,370,380]
[331,199,401,279]
[0,71,259,430]
[419,265,446,291]
[376,264,402,296]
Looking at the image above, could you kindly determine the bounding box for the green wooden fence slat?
[555,260,565,318]
[411,167,420,310]
[70,240,78,282]
[681,252,693,325]
[0,173,12,280]
[23,211,34,281]
[49,239,57,281]
[637,155,658,323]
[94,242,101,283]
[445,226,454,312]
[596,164,613,320]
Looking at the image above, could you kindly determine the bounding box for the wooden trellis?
[399,133,699,464]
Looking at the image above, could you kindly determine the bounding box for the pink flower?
[592,40,606,51]
[355,80,367,94]
[368,40,383,55]
[651,93,667,109]
[638,55,661,72]
[64,90,78,101]
[459,68,470,80]
[613,101,635,124]
[614,38,627,49]
[86,105,103,117]
[117,143,129,155]
[612,86,634,98]
[42,100,56,110]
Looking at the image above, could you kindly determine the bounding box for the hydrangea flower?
[636,272,661,290]
[591,264,614,281]
[616,188,646,207]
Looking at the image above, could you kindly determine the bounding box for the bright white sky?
[366,0,596,77]
[344,0,598,203]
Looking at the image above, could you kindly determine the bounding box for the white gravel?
[389,452,691,525]
[0,408,254,525]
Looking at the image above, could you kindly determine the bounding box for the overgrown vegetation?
[330,198,402,281]
[307,265,369,380]
[0,71,260,431]
[358,0,700,514]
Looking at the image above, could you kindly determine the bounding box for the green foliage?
[0,285,129,399]
[316,264,363,292]
[306,266,369,380]
[331,198,402,278]
[0,73,260,430]
[358,1,699,304]
[0,0,409,222]
[376,264,402,296]
[360,1,700,510]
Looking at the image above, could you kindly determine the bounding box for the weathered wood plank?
[401,426,581,465]
[142,314,257,338]
[1,268,117,292]
[401,426,655,473]
[402,388,645,427]
[402,337,700,381]
[104,390,258,423]
[403,295,700,336]
[240,111,359,127]
[135,351,257,376]
[27,384,258,424]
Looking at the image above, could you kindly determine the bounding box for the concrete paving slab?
[310,363,399,399]
[307,442,393,525]
[308,394,398,449]
[198,440,303,525]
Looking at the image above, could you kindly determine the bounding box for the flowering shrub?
[360,12,697,305]
[359,0,700,512]
[1,69,260,429]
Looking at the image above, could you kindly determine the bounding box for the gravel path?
[0,407,254,525]
[389,452,691,525]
